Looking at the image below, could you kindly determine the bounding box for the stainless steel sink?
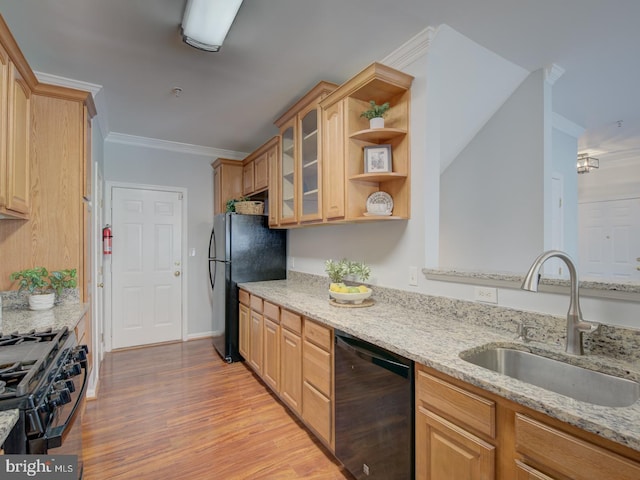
[460,346,640,407]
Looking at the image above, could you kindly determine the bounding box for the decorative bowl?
[328,288,372,304]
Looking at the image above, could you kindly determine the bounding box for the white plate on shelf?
[366,191,393,215]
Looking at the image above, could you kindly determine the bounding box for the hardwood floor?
[82,339,355,480]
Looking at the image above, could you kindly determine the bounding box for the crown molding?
[381,25,437,69]
[35,71,110,140]
[544,63,565,85]
[105,132,247,160]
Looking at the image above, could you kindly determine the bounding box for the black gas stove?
[0,327,88,479]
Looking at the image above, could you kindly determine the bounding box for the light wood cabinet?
[238,292,333,450]
[262,301,280,392]
[416,366,496,479]
[274,81,338,226]
[0,38,31,219]
[416,407,495,480]
[515,414,640,480]
[240,135,276,203]
[249,294,263,375]
[266,138,280,227]
[280,309,302,414]
[242,151,268,196]
[416,363,640,480]
[238,290,250,360]
[212,158,243,215]
[302,318,333,448]
[320,62,413,222]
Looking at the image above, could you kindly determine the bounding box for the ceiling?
[0,0,639,159]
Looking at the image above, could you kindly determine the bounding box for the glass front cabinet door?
[279,121,297,225]
[274,81,338,227]
[299,104,321,222]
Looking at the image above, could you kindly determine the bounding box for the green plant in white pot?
[325,259,371,284]
[360,100,390,129]
[10,267,77,310]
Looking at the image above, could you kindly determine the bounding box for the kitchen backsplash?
[288,270,640,363]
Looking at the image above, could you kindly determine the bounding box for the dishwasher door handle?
[335,335,411,375]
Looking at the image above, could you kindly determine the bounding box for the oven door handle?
[45,362,89,449]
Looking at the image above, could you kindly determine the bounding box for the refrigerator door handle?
[209,259,216,290]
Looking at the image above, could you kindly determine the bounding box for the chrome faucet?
[521,250,599,355]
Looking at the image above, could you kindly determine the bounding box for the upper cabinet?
[242,136,276,198]
[320,63,414,222]
[0,32,32,219]
[274,81,338,227]
[212,158,243,215]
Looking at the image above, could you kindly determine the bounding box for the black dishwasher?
[334,330,414,479]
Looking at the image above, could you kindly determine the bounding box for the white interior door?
[111,187,183,349]
[579,197,640,282]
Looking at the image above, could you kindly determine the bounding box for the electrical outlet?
[474,286,498,304]
[408,266,418,286]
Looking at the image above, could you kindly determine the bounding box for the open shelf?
[349,128,407,143]
[349,172,407,183]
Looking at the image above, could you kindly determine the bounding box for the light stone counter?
[239,276,640,453]
[1,302,88,335]
[0,409,19,448]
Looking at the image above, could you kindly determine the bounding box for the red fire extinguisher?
[103,224,112,255]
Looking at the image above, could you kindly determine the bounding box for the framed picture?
[364,144,392,173]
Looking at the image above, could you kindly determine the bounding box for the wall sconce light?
[181,0,243,52]
[577,153,599,174]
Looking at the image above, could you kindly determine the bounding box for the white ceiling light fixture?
[577,153,599,174]
[181,0,243,52]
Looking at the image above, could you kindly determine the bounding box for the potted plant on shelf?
[10,267,77,310]
[360,100,390,129]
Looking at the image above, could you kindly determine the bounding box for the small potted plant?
[325,259,373,304]
[10,267,77,310]
[360,100,390,129]
[325,258,371,284]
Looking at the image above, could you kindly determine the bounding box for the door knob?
[174,271,181,277]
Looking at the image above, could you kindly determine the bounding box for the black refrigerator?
[208,213,287,363]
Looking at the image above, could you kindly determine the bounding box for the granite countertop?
[1,302,89,334]
[0,409,19,448]
[239,278,640,453]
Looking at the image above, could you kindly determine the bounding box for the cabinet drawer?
[239,289,250,306]
[304,319,332,351]
[514,460,555,480]
[263,301,279,323]
[302,381,331,445]
[303,340,331,397]
[281,309,302,334]
[515,414,640,480]
[250,294,263,313]
[416,368,495,439]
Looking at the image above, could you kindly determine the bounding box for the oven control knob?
[63,362,82,378]
[73,345,88,362]
[55,379,76,394]
[49,388,71,407]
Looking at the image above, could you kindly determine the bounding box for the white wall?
[287,26,640,330]
[440,70,545,272]
[103,140,215,337]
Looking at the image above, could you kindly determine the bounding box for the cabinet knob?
[97,283,104,288]
[174,271,181,277]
